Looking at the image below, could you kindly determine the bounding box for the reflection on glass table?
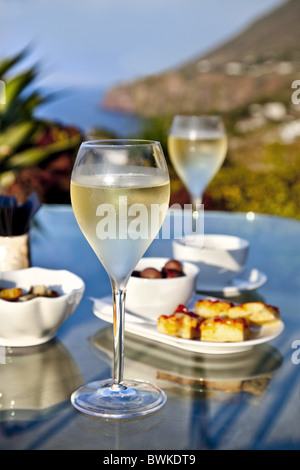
[0,340,82,422]
[90,326,283,404]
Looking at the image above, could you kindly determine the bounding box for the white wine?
[70,140,170,419]
[168,134,227,198]
[71,173,170,284]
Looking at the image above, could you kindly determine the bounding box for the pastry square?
[200,316,250,342]
[227,302,280,325]
[157,306,202,339]
[194,299,233,318]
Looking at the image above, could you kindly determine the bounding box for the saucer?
[196,268,267,297]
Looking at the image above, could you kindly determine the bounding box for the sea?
[34,86,142,138]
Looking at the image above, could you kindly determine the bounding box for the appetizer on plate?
[194,298,280,326]
[200,316,250,342]
[157,305,202,340]
[194,299,234,318]
[226,301,280,325]
[157,298,281,343]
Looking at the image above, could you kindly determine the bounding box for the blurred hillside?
[102,0,299,116]
[101,0,300,220]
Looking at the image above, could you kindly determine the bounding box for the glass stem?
[111,281,126,389]
[191,195,202,233]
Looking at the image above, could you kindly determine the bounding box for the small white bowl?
[126,257,199,319]
[172,234,249,287]
[0,267,85,347]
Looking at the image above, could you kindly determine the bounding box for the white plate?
[92,296,284,355]
[196,268,267,296]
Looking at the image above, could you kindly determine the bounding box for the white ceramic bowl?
[126,257,199,319]
[0,267,85,347]
[172,234,249,287]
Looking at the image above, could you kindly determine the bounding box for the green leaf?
[0,121,36,161]
[2,67,38,111]
[1,91,47,126]
[0,47,30,78]
[5,134,81,170]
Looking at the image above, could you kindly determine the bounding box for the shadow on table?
[90,326,283,404]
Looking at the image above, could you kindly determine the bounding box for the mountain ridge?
[102,0,300,117]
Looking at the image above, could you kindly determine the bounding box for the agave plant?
[0,48,81,194]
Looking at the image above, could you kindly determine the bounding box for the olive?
[162,268,183,278]
[163,259,183,272]
[131,270,141,277]
[140,268,163,279]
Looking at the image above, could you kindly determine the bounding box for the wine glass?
[168,115,227,226]
[70,139,170,418]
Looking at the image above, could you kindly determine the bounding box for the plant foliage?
[0,48,81,194]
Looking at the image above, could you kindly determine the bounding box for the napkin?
[0,192,41,236]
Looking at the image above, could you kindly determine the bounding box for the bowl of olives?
[126,257,199,319]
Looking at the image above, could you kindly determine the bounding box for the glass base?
[71,378,167,419]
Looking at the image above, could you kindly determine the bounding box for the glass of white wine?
[168,115,227,224]
[70,139,170,418]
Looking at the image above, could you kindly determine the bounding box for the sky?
[0,0,286,89]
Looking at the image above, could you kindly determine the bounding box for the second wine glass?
[168,115,227,223]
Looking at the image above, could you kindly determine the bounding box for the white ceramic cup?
[172,234,249,287]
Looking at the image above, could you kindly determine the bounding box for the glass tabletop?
[0,205,299,451]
